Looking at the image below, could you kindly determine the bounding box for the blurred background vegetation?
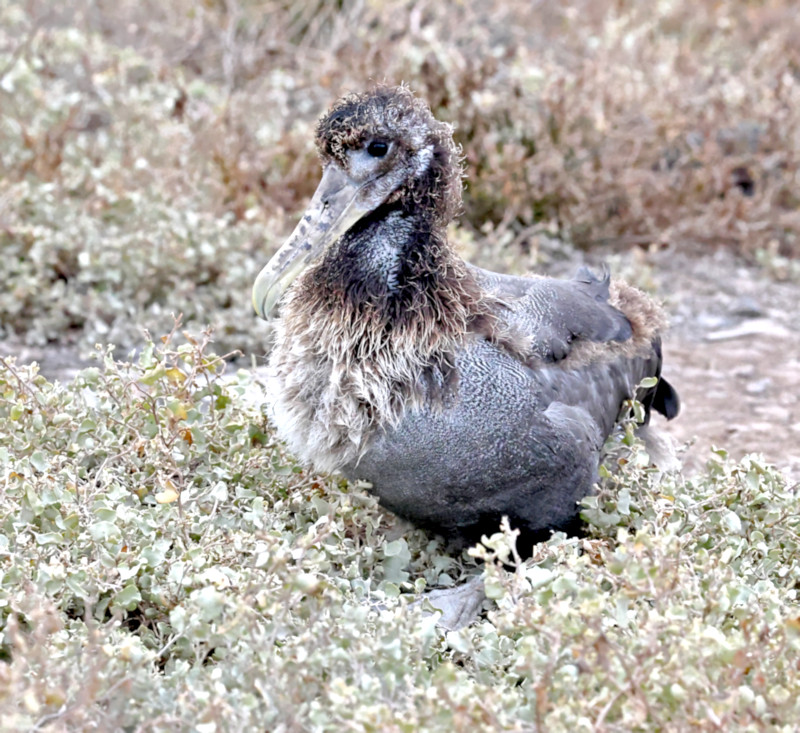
[2,0,798,357]
[3,2,800,730]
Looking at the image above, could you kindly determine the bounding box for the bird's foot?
[412,575,487,631]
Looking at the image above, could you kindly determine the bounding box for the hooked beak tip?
[252,267,278,321]
[250,165,375,322]
[252,295,267,321]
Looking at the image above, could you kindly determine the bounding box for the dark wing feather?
[651,377,680,419]
[469,264,632,363]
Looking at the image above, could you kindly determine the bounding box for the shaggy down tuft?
[258,85,679,547]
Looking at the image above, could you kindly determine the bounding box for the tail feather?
[651,376,680,420]
[639,339,680,421]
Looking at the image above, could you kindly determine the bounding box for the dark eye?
[366,140,389,158]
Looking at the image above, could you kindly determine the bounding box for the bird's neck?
[298,208,496,359]
[319,208,417,304]
[268,209,517,470]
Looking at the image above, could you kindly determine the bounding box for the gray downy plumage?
[252,85,680,563]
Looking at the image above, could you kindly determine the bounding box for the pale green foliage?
[0,4,281,353]
[0,333,467,730]
[2,1,800,730]
[2,0,800,355]
[1,335,799,731]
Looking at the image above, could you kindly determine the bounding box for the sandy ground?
[651,250,798,483]
[3,249,797,484]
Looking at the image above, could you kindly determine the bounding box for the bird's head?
[253,86,462,320]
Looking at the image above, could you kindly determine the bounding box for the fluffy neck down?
[266,215,501,472]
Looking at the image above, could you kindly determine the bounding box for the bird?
[252,85,679,561]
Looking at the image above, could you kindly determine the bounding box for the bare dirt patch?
[652,250,798,482]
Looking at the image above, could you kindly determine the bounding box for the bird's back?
[342,268,678,552]
[253,86,679,555]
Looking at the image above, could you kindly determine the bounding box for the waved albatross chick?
[253,86,679,626]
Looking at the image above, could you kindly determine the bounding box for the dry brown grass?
[1,0,798,352]
[52,0,798,257]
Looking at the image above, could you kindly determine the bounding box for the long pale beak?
[252,165,372,320]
